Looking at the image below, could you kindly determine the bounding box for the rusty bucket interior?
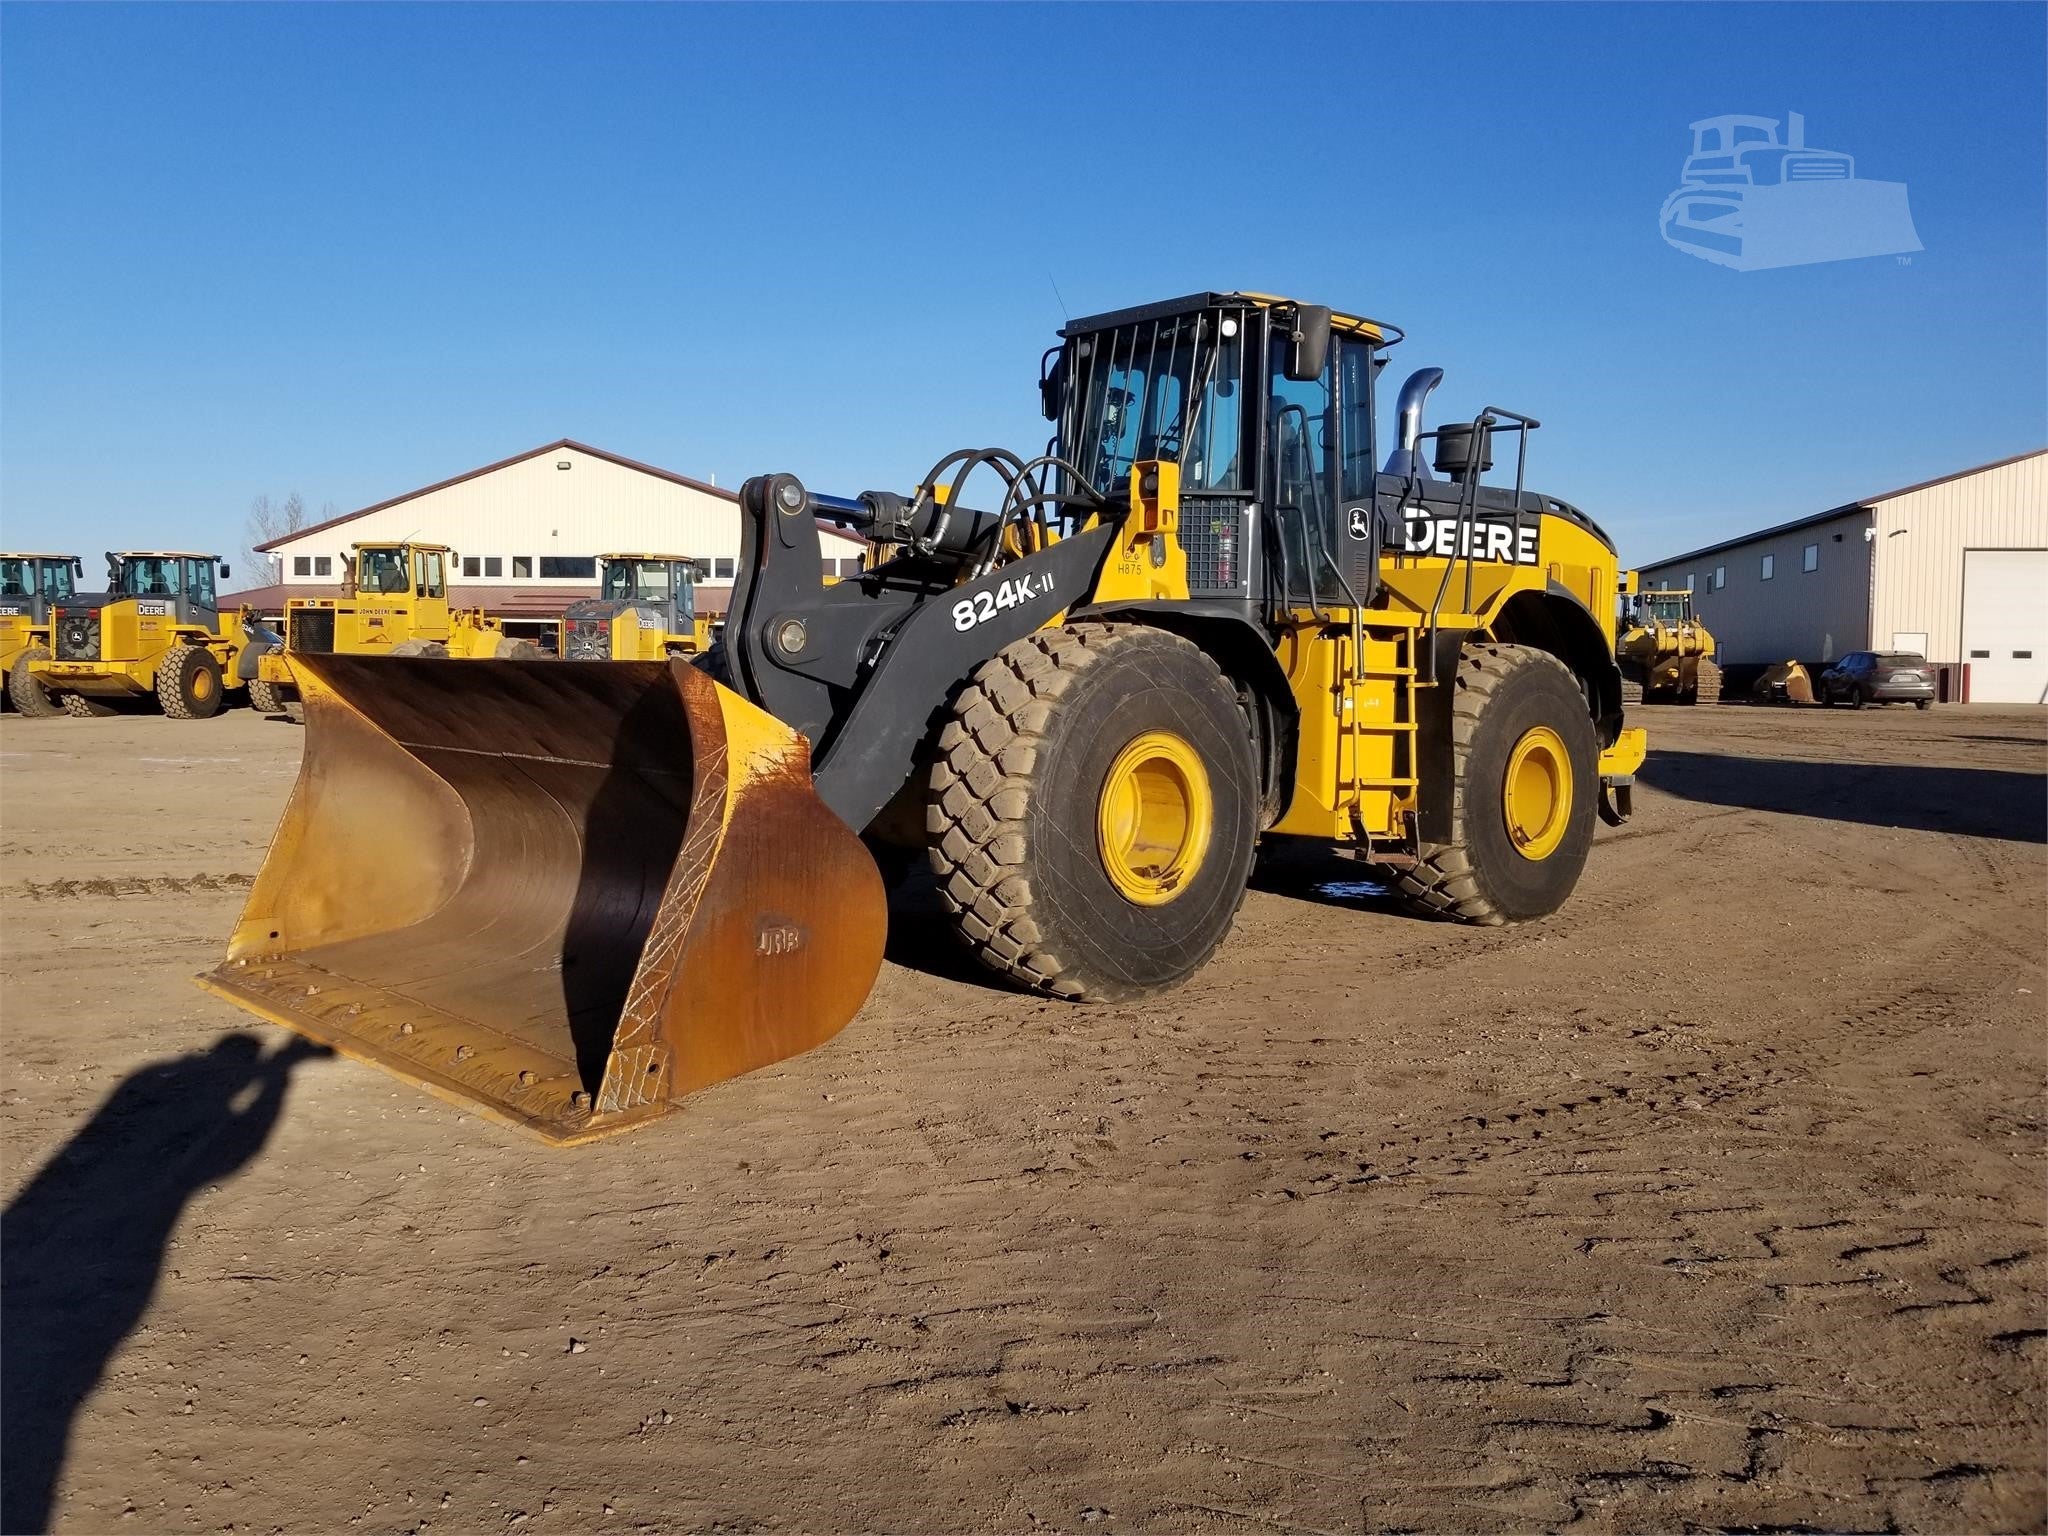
[196,654,886,1144]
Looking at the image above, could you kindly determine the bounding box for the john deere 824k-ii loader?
[200,292,1647,1144]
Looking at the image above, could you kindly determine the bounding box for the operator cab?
[0,555,79,612]
[108,552,229,620]
[1041,292,1597,621]
[599,554,697,619]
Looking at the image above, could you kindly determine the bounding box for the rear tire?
[494,635,543,660]
[926,622,1260,1002]
[389,639,450,658]
[1619,675,1644,706]
[1395,643,1599,926]
[246,676,287,714]
[158,643,225,719]
[60,692,117,718]
[1915,698,1931,710]
[9,647,63,717]
[1695,659,1721,705]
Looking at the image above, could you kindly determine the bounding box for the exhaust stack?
[1383,367,1445,478]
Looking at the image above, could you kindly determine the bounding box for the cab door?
[185,557,220,628]
[413,549,452,640]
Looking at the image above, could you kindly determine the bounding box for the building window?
[1684,573,1695,592]
[462,556,480,578]
[293,556,311,576]
[1760,554,1775,580]
[1714,565,1726,590]
[538,556,596,579]
[689,559,711,578]
[1803,543,1819,572]
[512,556,533,579]
[713,557,736,580]
[484,557,502,578]
[839,557,863,577]
[314,556,332,577]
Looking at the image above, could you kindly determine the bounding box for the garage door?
[1962,549,2048,704]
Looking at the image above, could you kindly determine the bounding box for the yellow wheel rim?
[193,667,214,700]
[1503,725,1572,860]
[1097,730,1213,905]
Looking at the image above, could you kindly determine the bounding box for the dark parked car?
[1820,651,1935,709]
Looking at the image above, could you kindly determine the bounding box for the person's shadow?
[2,1032,327,1534]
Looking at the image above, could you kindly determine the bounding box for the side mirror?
[219,563,231,580]
[1283,305,1332,383]
[1040,375,1061,421]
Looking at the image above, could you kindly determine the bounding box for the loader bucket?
[195,655,887,1145]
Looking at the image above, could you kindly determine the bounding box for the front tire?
[246,676,287,714]
[494,634,543,660]
[1395,643,1599,926]
[926,622,1260,1002]
[8,647,63,717]
[389,639,451,658]
[60,692,117,718]
[158,643,225,719]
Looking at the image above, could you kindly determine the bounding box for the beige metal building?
[1640,449,2047,703]
[232,439,866,628]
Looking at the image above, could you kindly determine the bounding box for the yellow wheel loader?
[243,541,543,715]
[33,553,251,719]
[199,293,1647,1145]
[0,553,83,717]
[1615,578,1720,704]
[558,554,715,661]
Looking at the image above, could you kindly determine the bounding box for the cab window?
[1268,328,1334,596]
[360,548,410,595]
[1339,338,1378,499]
[0,559,26,596]
[187,558,217,609]
[416,550,446,599]
[42,562,75,601]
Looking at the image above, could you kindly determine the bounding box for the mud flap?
[237,621,282,681]
[195,654,887,1145]
[1598,776,1633,827]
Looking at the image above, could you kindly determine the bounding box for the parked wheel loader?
[199,292,1647,1145]
[558,554,714,661]
[32,552,252,718]
[0,553,84,717]
[1615,577,1720,704]
[243,540,543,714]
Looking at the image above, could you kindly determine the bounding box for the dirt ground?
[3,700,2043,1535]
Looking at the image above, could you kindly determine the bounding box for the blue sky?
[3,2,2042,574]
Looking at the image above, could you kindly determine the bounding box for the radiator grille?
[1180,497,1250,596]
[563,619,609,661]
[55,611,99,661]
[289,608,335,655]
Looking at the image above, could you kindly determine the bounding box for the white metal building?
[238,439,866,623]
[1640,449,2047,703]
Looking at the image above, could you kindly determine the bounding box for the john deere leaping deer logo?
[1660,112,1921,271]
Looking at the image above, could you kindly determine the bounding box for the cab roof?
[353,540,451,553]
[0,552,80,562]
[1061,291,1397,344]
[114,551,221,560]
[601,552,695,563]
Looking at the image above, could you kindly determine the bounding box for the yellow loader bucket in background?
[195,654,887,1145]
